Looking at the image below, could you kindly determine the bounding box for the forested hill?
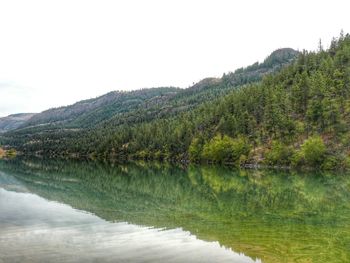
[20,88,181,129]
[5,47,297,133]
[11,36,350,168]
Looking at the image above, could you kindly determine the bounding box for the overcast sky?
[0,0,349,117]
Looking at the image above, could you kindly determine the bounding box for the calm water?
[0,159,349,263]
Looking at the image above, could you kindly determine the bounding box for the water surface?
[0,159,349,262]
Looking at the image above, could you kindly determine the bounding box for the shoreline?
[8,151,340,172]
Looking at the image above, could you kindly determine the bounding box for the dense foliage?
[3,34,350,169]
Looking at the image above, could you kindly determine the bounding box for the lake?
[0,158,349,262]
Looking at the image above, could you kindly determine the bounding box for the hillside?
[0,113,36,133]
[106,33,350,170]
[172,48,299,104]
[0,45,306,165]
[22,87,181,129]
[2,47,297,136]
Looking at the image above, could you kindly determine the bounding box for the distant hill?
[22,88,181,129]
[0,113,36,133]
[6,47,298,134]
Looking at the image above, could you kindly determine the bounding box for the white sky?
[0,0,349,117]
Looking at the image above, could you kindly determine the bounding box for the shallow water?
[0,159,349,262]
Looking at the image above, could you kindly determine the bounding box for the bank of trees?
[3,33,350,169]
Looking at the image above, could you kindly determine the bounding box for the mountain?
[223,48,299,86]
[170,48,299,107]
[11,47,298,134]
[1,45,307,165]
[22,88,181,129]
[0,113,36,133]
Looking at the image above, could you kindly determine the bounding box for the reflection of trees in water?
[0,158,349,263]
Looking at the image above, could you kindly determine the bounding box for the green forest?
[2,33,350,170]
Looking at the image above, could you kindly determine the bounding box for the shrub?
[322,155,350,170]
[265,140,294,165]
[201,135,251,164]
[292,135,326,168]
[291,151,304,167]
[322,156,338,170]
[301,136,326,166]
[343,156,350,169]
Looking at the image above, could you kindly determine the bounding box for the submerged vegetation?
[2,33,350,170]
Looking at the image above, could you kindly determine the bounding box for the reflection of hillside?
[0,158,349,263]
